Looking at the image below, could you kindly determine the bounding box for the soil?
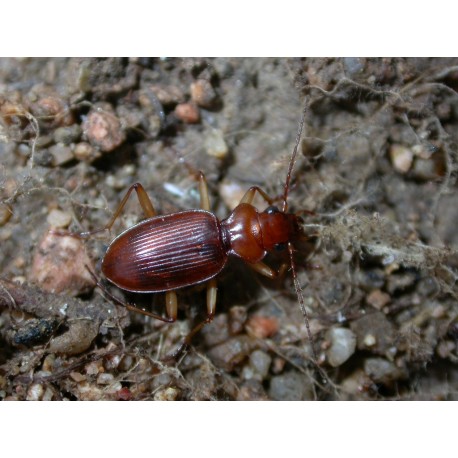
[0,57,457,400]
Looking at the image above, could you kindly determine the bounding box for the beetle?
[82,102,319,365]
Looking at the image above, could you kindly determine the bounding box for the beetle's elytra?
[103,210,227,293]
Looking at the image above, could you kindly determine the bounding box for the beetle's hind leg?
[85,266,176,324]
[167,279,217,360]
[53,183,158,240]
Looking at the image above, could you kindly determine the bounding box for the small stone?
[53,125,82,145]
[74,142,101,162]
[246,315,279,339]
[207,336,254,371]
[29,231,95,296]
[204,128,228,159]
[269,371,314,401]
[190,79,218,109]
[83,108,125,152]
[364,357,403,384]
[411,157,438,180]
[116,387,133,401]
[219,180,246,210]
[201,313,229,347]
[242,350,271,381]
[366,289,391,310]
[325,327,357,367]
[49,143,74,166]
[97,373,114,385]
[26,383,44,401]
[174,102,200,124]
[389,144,413,173]
[150,84,184,105]
[70,372,86,383]
[47,208,72,229]
[154,387,180,401]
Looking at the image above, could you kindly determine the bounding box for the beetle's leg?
[197,172,211,211]
[107,182,157,225]
[85,266,175,323]
[184,279,217,343]
[56,183,157,239]
[166,279,217,361]
[239,186,274,206]
[165,291,178,321]
[249,261,289,279]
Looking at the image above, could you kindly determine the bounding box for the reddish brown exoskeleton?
[82,102,319,367]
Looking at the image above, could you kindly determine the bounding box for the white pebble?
[326,327,357,367]
[47,208,72,228]
[205,128,228,159]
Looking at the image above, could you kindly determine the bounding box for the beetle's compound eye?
[265,205,280,215]
[273,242,287,251]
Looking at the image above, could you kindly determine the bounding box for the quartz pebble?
[389,144,413,173]
[269,371,314,401]
[204,128,228,159]
[47,208,72,229]
[326,327,356,367]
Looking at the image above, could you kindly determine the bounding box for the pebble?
[204,128,228,159]
[73,142,101,162]
[389,144,413,173]
[246,315,279,339]
[149,84,184,105]
[83,108,125,152]
[366,289,391,310]
[97,373,114,385]
[116,387,133,401]
[364,357,403,383]
[190,79,218,109]
[46,208,72,229]
[29,231,95,296]
[53,125,82,145]
[70,372,86,383]
[242,350,272,381]
[207,336,254,371]
[201,313,229,346]
[411,157,438,180]
[49,143,74,166]
[325,327,357,367]
[269,371,314,401]
[154,387,180,401]
[26,383,44,401]
[174,102,200,124]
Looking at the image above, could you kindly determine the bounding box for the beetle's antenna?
[282,100,308,213]
[287,242,327,384]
